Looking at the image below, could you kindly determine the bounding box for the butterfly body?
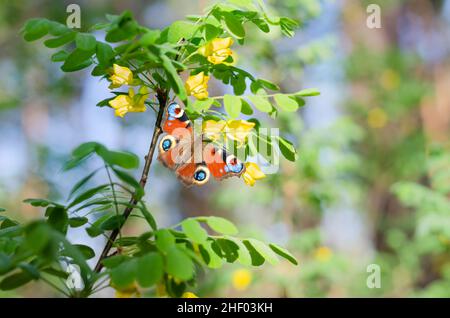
[158,102,245,186]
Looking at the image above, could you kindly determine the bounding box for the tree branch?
[94,89,168,273]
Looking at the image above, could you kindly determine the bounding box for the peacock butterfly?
[158,102,245,186]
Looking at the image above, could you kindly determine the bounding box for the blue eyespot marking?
[227,162,243,173]
[168,103,182,117]
[162,139,172,151]
[194,170,207,181]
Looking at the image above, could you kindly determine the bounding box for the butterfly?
[158,102,245,186]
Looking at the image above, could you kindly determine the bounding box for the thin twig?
[93,89,168,273]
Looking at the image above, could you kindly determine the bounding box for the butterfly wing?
[158,102,193,170]
[158,102,245,186]
[203,143,245,180]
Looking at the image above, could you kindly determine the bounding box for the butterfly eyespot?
[226,155,244,173]
[159,135,177,153]
[168,102,184,118]
[193,166,210,185]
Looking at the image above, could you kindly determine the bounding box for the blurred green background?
[0,0,449,297]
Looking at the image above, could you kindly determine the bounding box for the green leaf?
[18,263,40,279]
[46,206,68,234]
[67,184,109,208]
[69,170,99,200]
[71,142,100,159]
[165,246,194,280]
[274,94,299,112]
[155,229,175,253]
[139,29,161,46]
[68,217,88,228]
[199,241,223,268]
[0,208,5,212]
[51,50,69,62]
[295,88,320,97]
[224,236,252,266]
[102,254,128,269]
[76,33,97,51]
[0,272,34,290]
[25,223,50,253]
[246,239,279,265]
[97,147,139,169]
[269,243,298,265]
[167,21,197,43]
[205,216,238,235]
[203,24,221,41]
[111,259,137,288]
[22,18,49,41]
[136,253,163,287]
[240,98,253,115]
[224,94,242,119]
[111,168,143,198]
[42,268,69,279]
[0,253,12,275]
[161,54,187,103]
[96,42,115,66]
[277,136,297,162]
[72,244,95,260]
[192,98,214,112]
[247,95,272,113]
[23,198,54,207]
[139,202,157,231]
[258,79,279,91]
[100,215,125,231]
[44,31,76,48]
[61,48,94,72]
[242,240,264,266]
[181,219,208,244]
[221,12,245,39]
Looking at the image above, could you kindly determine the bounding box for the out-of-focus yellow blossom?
[198,37,234,65]
[182,292,199,298]
[314,246,332,262]
[203,119,255,146]
[367,107,388,128]
[242,162,266,186]
[156,282,168,297]
[114,282,141,298]
[109,64,134,88]
[232,269,252,291]
[380,69,400,91]
[185,72,210,100]
[109,86,149,117]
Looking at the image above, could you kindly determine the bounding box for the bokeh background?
[1,0,449,297]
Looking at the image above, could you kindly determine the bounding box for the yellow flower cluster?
[198,37,235,65]
[108,64,149,117]
[109,86,149,118]
[185,72,210,100]
[184,38,236,100]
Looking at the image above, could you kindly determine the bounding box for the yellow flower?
[367,107,388,129]
[198,37,234,65]
[242,162,266,186]
[380,69,400,91]
[203,119,255,146]
[114,282,141,298]
[185,72,210,100]
[314,246,332,262]
[109,86,149,117]
[232,269,252,291]
[182,292,199,298]
[109,64,134,88]
[225,120,255,145]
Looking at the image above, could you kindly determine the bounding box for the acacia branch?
[94,89,168,273]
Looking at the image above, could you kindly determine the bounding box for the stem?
[93,89,168,273]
